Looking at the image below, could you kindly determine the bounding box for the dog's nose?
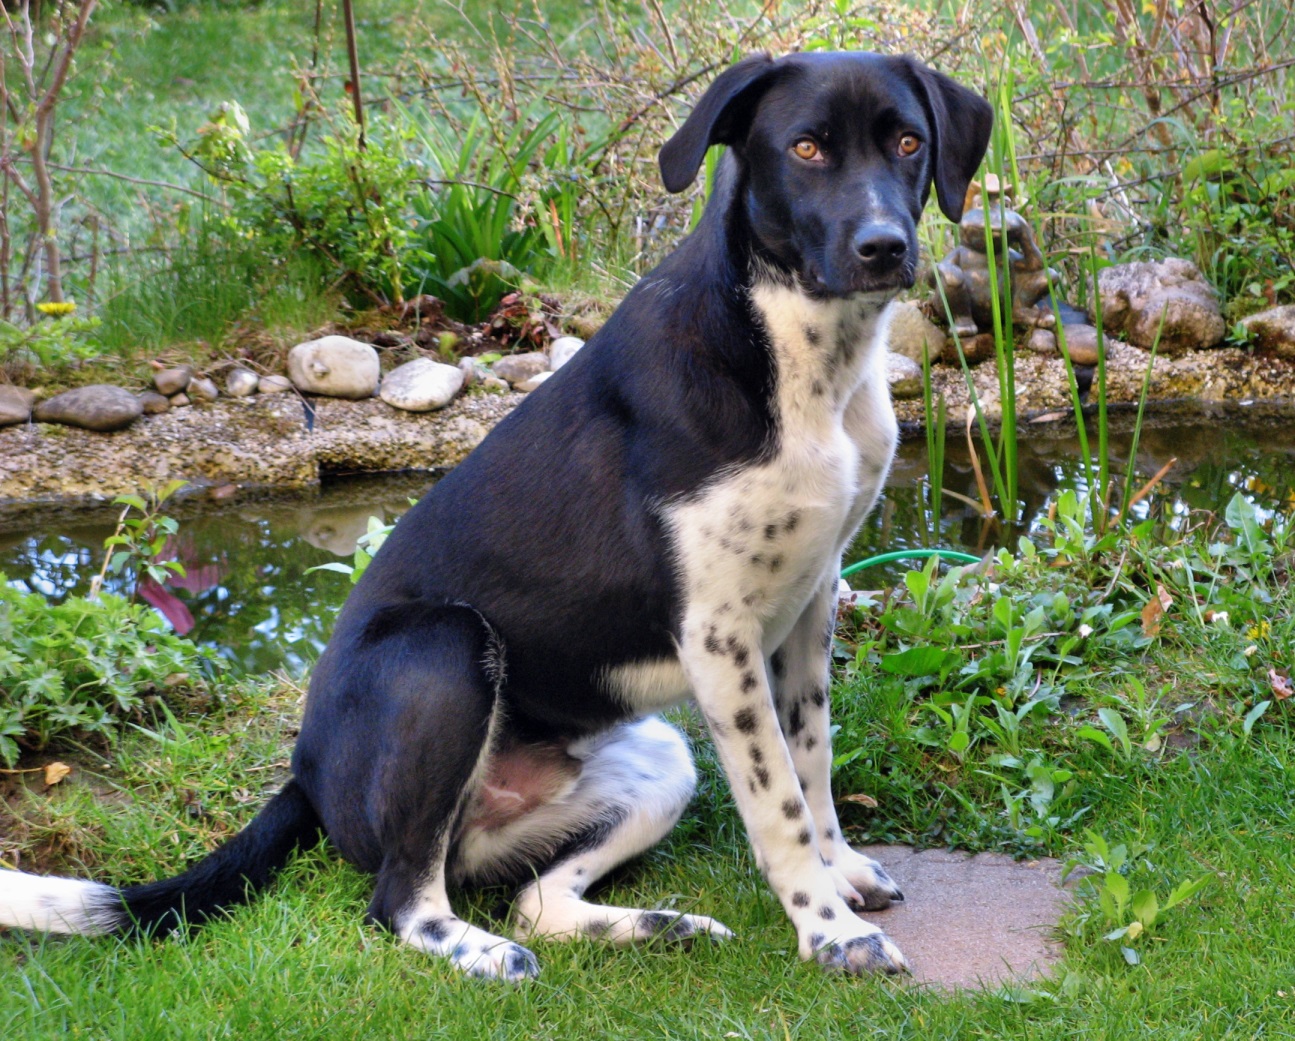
[853,226,908,272]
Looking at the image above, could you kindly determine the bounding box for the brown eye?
[793,139,821,161]
[898,134,922,157]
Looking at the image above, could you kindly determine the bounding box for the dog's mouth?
[800,265,913,301]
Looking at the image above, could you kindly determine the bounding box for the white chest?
[606,286,899,711]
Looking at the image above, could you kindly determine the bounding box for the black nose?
[853,226,908,272]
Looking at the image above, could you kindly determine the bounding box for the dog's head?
[659,52,993,300]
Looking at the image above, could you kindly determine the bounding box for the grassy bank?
[4,494,1295,1037]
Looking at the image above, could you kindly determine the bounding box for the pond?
[3,404,1294,675]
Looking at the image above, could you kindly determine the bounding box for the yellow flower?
[36,300,76,316]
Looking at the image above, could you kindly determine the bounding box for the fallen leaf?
[840,793,879,807]
[1269,668,1293,701]
[1141,584,1173,637]
[43,761,71,787]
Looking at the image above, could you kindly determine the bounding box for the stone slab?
[856,844,1073,990]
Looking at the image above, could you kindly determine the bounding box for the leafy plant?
[92,479,189,597]
[0,577,220,766]
[1064,830,1213,966]
[305,513,399,585]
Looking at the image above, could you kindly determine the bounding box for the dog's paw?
[805,929,907,976]
[452,938,541,982]
[831,848,904,911]
[630,910,734,945]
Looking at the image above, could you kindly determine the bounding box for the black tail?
[118,779,323,937]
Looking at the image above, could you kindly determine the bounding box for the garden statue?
[929,177,1058,337]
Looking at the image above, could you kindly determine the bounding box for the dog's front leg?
[773,576,905,911]
[681,612,906,975]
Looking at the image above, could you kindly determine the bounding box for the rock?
[287,336,381,399]
[549,336,585,371]
[226,367,260,397]
[258,374,293,395]
[170,393,191,408]
[517,371,554,393]
[1240,305,1295,359]
[153,365,193,396]
[1026,328,1057,355]
[1058,323,1100,366]
[481,376,511,393]
[457,356,482,389]
[189,377,219,402]
[491,351,549,386]
[886,302,947,364]
[0,385,35,426]
[138,391,170,415]
[379,358,465,412]
[942,331,998,365]
[886,353,924,399]
[1094,258,1225,355]
[33,384,142,432]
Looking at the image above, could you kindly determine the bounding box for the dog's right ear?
[658,54,780,194]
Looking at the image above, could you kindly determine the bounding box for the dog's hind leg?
[457,717,732,947]
[773,577,904,912]
[349,605,540,981]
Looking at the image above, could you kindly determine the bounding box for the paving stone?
[856,844,1074,990]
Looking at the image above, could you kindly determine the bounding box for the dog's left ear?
[902,57,995,223]
[658,53,783,194]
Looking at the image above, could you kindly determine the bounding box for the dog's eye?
[897,134,922,157]
[792,139,821,162]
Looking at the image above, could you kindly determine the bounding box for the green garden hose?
[839,548,982,580]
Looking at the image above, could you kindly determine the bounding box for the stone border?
[0,389,522,510]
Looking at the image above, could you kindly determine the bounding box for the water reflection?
[3,412,1295,674]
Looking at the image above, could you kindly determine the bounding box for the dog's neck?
[747,277,893,423]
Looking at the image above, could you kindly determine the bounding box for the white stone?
[517,371,555,393]
[258,375,293,394]
[379,358,465,412]
[885,301,946,364]
[287,336,380,399]
[549,336,585,371]
[226,367,259,397]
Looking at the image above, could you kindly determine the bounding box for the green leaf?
[1225,492,1268,558]
[879,646,955,677]
[1162,874,1213,911]
[1105,871,1129,908]
[1242,699,1270,737]
[1131,889,1159,928]
[1098,708,1132,755]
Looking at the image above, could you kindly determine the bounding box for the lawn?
[5,495,1295,1039]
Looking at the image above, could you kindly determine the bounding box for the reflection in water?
[3,414,1295,674]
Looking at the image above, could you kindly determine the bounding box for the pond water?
[3,405,1294,675]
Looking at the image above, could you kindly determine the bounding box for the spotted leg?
[773,575,905,912]
[680,611,906,975]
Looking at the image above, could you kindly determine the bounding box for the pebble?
[138,391,171,415]
[517,371,554,393]
[153,365,193,396]
[287,335,381,399]
[226,367,260,397]
[492,351,549,386]
[189,377,220,402]
[170,392,191,408]
[885,353,924,399]
[258,375,293,394]
[0,384,35,426]
[379,358,465,412]
[549,336,585,371]
[33,384,143,432]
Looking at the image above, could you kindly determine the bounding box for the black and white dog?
[1,52,991,980]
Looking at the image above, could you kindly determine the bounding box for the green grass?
[7,501,1295,1038]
